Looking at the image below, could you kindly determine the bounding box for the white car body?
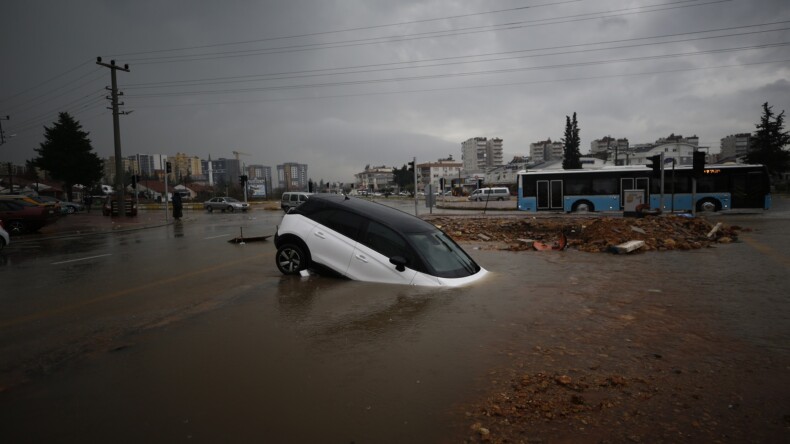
[0,220,9,251]
[275,195,488,287]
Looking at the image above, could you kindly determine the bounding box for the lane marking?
[51,254,112,265]
[204,234,231,239]
[1,252,270,329]
[741,234,790,268]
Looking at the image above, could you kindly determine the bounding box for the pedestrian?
[84,194,93,213]
[172,192,183,220]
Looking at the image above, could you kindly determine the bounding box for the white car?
[0,220,9,251]
[274,194,488,287]
[204,197,249,213]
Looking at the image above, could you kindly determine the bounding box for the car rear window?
[308,209,366,239]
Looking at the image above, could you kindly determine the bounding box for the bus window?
[592,177,617,194]
[565,178,591,195]
[522,177,536,197]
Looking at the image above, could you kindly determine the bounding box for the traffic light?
[239,175,248,186]
[131,175,137,189]
[692,151,706,176]
[647,154,662,177]
[407,161,414,172]
[439,177,445,191]
[477,179,483,189]
[166,162,172,173]
[308,179,314,193]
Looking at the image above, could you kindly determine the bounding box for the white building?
[629,142,701,166]
[529,139,564,163]
[461,137,503,173]
[418,157,463,192]
[355,165,394,192]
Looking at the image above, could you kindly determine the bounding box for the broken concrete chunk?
[630,226,646,234]
[610,240,645,254]
[477,233,491,241]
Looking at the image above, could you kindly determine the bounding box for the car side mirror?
[389,256,407,272]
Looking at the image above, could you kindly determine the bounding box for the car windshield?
[407,231,479,278]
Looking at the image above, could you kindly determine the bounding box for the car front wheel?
[276,243,308,275]
[227,205,234,213]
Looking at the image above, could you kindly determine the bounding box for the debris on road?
[426,215,743,253]
[609,239,646,254]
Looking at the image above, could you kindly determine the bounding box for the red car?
[0,199,59,234]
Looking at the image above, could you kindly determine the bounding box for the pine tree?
[562,112,582,169]
[745,102,790,176]
[33,112,103,201]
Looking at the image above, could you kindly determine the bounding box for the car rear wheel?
[276,243,308,275]
[7,220,25,234]
[207,206,213,213]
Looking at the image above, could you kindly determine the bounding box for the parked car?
[280,192,312,213]
[35,195,84,214]
[102,197,138,216]
[0,194,61,214]
[467,187,511,201]
[0,200,59,234]
[274,194,488,287]
[0,220,9,250]
[204,197,249,213]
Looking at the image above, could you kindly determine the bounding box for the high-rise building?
[461,137,504,173]
[720,133,751,160]
[277,162,308,191]
[529,139,564,163]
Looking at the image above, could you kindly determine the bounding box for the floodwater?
[1,200,789,442]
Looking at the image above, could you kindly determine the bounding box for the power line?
[124,42,790,98]
[122,22,790,91]
[123,0,729,65]
[5,69,107,116]
[105,0,587,58]
[0,58,94,106]
[125,58,790,109]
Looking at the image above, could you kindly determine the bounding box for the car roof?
[293,194,437,234]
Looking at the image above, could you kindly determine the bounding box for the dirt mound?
[427,215,743,253]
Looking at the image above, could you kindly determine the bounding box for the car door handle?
[354,254,368,263]
[314,231,326,239]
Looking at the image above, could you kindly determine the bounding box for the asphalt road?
[1,198,788,442]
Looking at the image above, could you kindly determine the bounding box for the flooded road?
[1,198,789,442]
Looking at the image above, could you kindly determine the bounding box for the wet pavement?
[1,198,788,442]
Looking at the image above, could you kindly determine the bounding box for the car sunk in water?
[204,197,249,213]
[274,194,488,287]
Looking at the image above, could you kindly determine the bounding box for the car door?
[306,209,364,276]
[347,220,419,285]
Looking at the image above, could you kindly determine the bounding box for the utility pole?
[96,57,130,216]
[0,115,9,145]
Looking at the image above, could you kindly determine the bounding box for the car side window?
[291,194,299,202]
[362,221,416,264]
[310,209,365,239]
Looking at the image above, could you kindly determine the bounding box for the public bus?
[516,164,771,213]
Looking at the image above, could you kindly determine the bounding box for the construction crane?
[232,150,251,162]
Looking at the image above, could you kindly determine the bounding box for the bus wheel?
[697,198,721,212]
[572,200,594,212]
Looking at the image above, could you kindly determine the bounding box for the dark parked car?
[0,200,59,234]
[102,197,138,216]
[274,194,488,287]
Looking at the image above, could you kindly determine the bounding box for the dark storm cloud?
[1,0,788,182]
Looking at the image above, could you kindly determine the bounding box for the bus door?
[537,180,564,210]
[620,177,649,208]
[731,172,767,208]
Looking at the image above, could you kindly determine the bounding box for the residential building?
[461,137,504,173]
[135,154,167,177]
[172,152,203,182]
[720,133,751,160]
[277,162,309,191]
[204,157,242,186]
[529,139,564,163]
[629,142,701,167]
[355,165,395,192]
[590,136,629,162]
[417,157,463,192]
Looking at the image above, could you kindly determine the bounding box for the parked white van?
[467,187,511,201]
[281,192,312,212]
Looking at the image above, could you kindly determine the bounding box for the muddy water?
[2,213,789,442]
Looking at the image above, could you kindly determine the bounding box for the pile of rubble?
[427,215,744,253]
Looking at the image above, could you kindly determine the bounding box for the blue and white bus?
[516,164,771,213]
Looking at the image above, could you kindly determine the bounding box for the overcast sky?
[1,0,789,183]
